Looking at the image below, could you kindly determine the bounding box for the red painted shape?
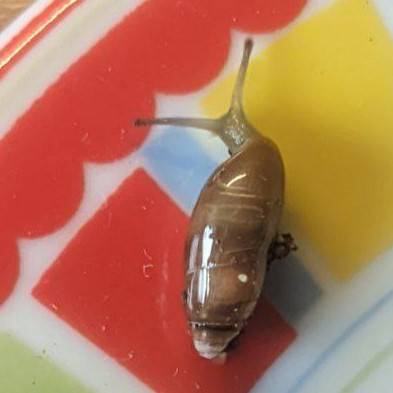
[33,169,296,393]
[0,235,19,305]
[0,0,306,303]
[0,120,85,236]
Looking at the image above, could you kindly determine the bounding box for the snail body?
[136,39,294,360]
[185,137,284,359]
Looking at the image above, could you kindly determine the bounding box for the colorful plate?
[1,0,393,392]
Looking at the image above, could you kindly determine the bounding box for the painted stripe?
[341,341,393,393]
[287,287,393,393]
[0,0,53,50]
[253,244,393,393]
[0,0,82,75]
[0,0,80,69]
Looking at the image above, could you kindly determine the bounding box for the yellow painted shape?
[203,0,393,279]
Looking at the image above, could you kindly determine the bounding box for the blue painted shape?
[263,254,322,324]
[141,127,224,213]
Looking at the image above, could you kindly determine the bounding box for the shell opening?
[191,323,240,360]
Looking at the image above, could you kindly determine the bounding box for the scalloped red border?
[0,0,306,304]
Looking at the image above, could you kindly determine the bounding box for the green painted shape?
[341,340,393,393]
[0,333,94,393]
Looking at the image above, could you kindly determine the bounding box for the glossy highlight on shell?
[135,38,294,360]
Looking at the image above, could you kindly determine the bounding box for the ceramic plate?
[1,0,393,392]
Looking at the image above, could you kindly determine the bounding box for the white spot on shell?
[238,274,248,283]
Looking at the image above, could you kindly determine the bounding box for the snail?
[135,38,296,360]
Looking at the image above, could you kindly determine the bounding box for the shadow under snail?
[135,38,296,361]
